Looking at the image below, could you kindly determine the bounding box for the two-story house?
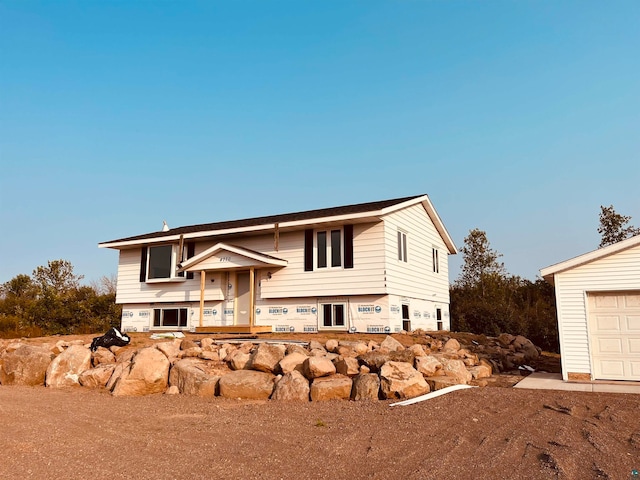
[99,194,457,334]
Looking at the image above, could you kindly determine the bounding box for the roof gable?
[541,234,640,283]
[179,243,288,272]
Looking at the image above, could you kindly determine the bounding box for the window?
[320,303,346,329]
[153,308,188,327]
[316,228,342,268]
[398,231,408,262]
[141,243,193,282]
[432,248,439,273]
[305,226,353,271]
[436,308,443,330]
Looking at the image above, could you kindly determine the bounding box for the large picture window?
[140,242,195,282]
[153,308,188,327]
[148,245,173,279]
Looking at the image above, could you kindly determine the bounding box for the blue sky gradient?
[1,1,638,284]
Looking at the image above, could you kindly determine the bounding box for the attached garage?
[541,235,640,382]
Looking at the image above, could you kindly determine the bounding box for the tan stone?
[218,370,275,400]
[409,344,427,357]
[379,361,430,399]
[169,358,219,396]
[310,374,352,401]
[111,347,170,396]
[424,376,464,391]
[200,337,215,351]
[229,351,251,371]
[78,364,116,388]
[415,355,443,377]
[165,385,180,395]
[271,370,310,401]
[249,343,286,373]
[0,345,54,386]
[380,335,404,352]
[440,358,472,384]
[156,339,182,361]
[334,357,360,377]
[279,352,307,374]
[468,364,492,380]
[443,338,460,352]
[325,339,339,353]
[45,345,92,388]
[302,356,336,379]
[92,347,116,366]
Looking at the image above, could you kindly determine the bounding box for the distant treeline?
[0,260,121,338]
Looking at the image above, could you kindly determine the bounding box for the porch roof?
[177,242,287,272]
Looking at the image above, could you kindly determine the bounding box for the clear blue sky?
[1,1,638,286]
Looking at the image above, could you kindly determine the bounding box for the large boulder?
[155,340,182,362]
[358,350,415,373]
[271,370,310,401]
[440,358,472,384]
[249,343,286,373]
[0,345,54,386]
[334,357,360,377]
[351,373,380,401]
[380,335,404,352]
[379,361,430,399]
[46,345,92,388]
[169,358,219,397]
[91,347,116,366]
[79,364,116,388]
[111,347,170,396]
[443,338,461,352]
[279,352,307,375]
[218,370,275,400]
[415,355,443,377]
[302,356,336,380]
[310,374,353,401]
[228,352,251,371]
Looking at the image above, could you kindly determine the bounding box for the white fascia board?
[277,211,381,229]
[540,234,640,281]
[98,224,277,249]
[179,242,287,271]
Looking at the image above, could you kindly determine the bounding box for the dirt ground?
[1,332,638,479]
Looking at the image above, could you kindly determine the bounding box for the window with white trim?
[320,303,346,329]
[432,247,439,273]
[143,244,189,282]
[316,228,343,268]
[397,230,408,262]
[153,308,188,327]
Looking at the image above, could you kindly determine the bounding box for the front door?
[236,271,251,326]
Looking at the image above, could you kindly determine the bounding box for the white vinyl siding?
[383,203,450,303]
[114,248,224,304]
[552,243,640,380]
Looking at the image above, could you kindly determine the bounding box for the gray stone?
[351,373,380,401]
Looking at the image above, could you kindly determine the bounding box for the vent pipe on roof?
[162,220,169,232]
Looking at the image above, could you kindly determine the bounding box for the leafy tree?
[456,228,506,288]
[598,205,640,248]
[32,259,83,295]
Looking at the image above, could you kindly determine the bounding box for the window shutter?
[186,242,196,280]
[139,247,148,282]
[344,224,354,269]
[304,229,313,271]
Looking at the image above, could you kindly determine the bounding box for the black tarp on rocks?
[90,327,131,352]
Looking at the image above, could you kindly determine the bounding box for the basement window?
[153,308,188,328]
[319,303,346,329]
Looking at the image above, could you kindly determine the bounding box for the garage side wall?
[554,244,640,381]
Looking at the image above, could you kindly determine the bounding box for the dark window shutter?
[186,242,195,280]
[304,229,313,271]
[344,224,354,269]
[139,247,148,282]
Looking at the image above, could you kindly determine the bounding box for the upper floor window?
[432,247,439,273]
[140,242,195,282]
[317,229,342,268]
[397,230,408,262]
[304,225,353,271]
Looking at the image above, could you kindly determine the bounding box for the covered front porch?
[178,242,287,334]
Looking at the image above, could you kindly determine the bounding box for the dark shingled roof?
[101,194,424,245]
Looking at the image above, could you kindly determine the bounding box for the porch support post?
[249,267,255,328]
[199,270,206,328]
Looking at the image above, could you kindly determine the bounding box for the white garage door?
[588,292,640,381]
